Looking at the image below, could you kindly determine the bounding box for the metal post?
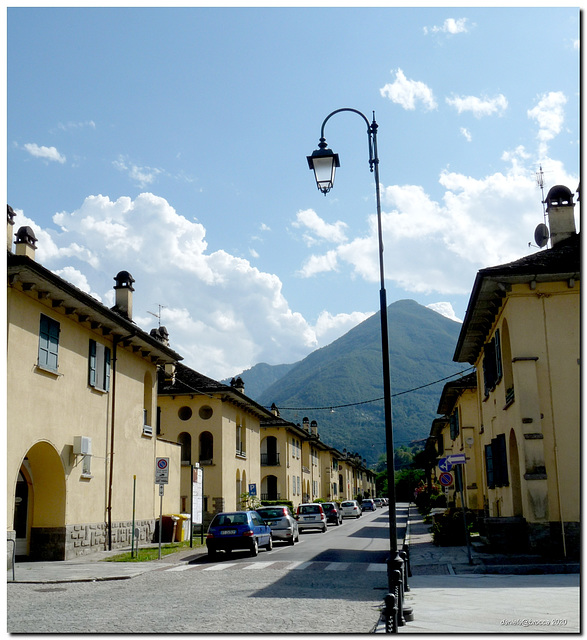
[457,465,473,564]
[158,485,163,560]
[131,475,136,558]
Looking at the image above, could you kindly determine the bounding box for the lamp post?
[307,108,404,631]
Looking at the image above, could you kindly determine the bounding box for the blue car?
[206,510,273,558]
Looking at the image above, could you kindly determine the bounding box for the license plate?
[304,516,314,521]
[220,529,236,535]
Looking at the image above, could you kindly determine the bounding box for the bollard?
[383,593,398,633]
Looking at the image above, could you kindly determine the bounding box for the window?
[485,434,508,488]
[178,432,192,465]
[39,314,60,372]
[449,410,460,441]
[483,329,503,396]
[89,340,111,391]
[200,431,213,463]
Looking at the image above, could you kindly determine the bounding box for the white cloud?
[298,250,339,277]
[426,302,462,323]
[293,209,348,246]
[113,156,163,187]
[380,69,438,111]
[527,91,567,144]
[20,193,331,379]
[23,143,66,164]
[314,310,375,345]
[53,266,103,301]
[424,18,470,35]
[446,94,508,118]
[55,120,96,132]
[460,127,472,142]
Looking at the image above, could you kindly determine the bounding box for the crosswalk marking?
[203,562,238,571]
[243,562,275,570]
[325,562,349,571]
[167,560,387,574]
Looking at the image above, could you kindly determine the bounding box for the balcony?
[261,493,281,501]
[261,453,280,466]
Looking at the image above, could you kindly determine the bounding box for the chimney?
[14,225,37,259]
[150,325,169,346]
[546,185,576,247]
[310,420,318,437]
[270,403,280,417]
[113,271,135,320]
[302,417,310,432]
[230,377,245,393]
[7,205,15,251]
[164,362,176,384]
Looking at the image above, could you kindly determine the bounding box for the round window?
[178,406,192,421]
[199,405,213,420]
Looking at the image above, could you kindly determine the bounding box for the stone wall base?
[27,519,156,561]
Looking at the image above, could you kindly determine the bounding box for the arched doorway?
[15,441,66,560]
[262,475,279,501]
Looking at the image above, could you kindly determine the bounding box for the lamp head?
[307,138,340,195]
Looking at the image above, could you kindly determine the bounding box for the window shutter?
[494,329,503,383]
[496,433,508,486]
[88,339,97,386]
[485,444,494,488]
[104,347,111,391]
[39,314,60,371]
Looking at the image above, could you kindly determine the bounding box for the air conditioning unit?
[73,436,92,456]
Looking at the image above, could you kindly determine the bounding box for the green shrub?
[260,499,294,511]
[430,508,476,546]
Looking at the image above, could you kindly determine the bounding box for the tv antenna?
[148,304,166,327]
[535,164,547,225]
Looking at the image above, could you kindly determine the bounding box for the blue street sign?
[438,457,453,472]
[249,483,257,496]
[447,453,467,465]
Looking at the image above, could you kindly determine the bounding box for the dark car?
[256,505,299,545]
[206,510,272,558]
[321,501,343,526]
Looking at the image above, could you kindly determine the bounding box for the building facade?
[7,210,183,561]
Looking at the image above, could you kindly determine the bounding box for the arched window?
[178,432,191,465]
[199,432,213,464]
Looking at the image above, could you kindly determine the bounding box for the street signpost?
[191,464,203,547]
[439,472,453,487]
[155,458,169,559]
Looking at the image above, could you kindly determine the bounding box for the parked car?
[321,501,343,526]
[361,499,376,511]
[256,505,299,545]
[374,498,384,508]
[296,503,327,533]
[206,511,272,558]
[340,500,362,518]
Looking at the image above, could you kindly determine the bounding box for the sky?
[6,6,580,382]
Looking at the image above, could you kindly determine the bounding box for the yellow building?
[7,212,182,561]
[435,373,483,513]
[453,185,580,556]
[157,365,270,515]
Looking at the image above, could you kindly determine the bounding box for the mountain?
[231,300,468,467]
[221,362,296,399]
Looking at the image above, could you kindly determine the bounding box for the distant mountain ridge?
[226,299,468,466]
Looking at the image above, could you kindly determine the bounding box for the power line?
[269,367,475,412]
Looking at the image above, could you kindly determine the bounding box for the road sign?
[439,472,453,487]
[438,457,453,472]
[155,457,169,484]
[446,453,467,465]
[249,483,257,496]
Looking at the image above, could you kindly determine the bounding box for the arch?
[261,435,279,466]
[262,475,279,501]
[509,429,523,517]
[16,441,66,559]
[177,432,192,465]
[199,431,213,463]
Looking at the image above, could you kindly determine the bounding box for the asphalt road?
[8,504,406,634]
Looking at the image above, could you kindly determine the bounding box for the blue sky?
[7,6,580,381]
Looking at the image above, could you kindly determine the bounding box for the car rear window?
[299,505,321,514]
[341,501,354,507]
[211,513,248,526]
[257,508,284,519]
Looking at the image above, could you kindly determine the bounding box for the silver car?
[256,506,299,545]
[340,500,362,518]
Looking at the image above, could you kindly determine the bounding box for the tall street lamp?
[307,108,405,631]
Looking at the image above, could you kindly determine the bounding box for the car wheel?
[335,518,340,526]
[322,524,327,533]
[250,538,259,557]
[208,548,217,560]
[265,535,273,552]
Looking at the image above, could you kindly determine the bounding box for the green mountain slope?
[234,300,469,467]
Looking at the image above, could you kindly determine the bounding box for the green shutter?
[88,339,97,386]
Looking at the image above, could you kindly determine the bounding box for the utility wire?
[269,366,475,412]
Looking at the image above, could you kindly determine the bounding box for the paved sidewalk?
[375,504,581,633]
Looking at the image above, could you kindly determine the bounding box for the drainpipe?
[107,336,120,550]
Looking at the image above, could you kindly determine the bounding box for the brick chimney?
[14,225,37,259]
[546,185,576,247]
[112,271,135,320]
[7,205,15,251]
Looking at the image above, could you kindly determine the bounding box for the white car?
[296,503,327,532]
[374,498,384,508]
[340,500,362,518]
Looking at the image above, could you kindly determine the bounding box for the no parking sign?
[155,457,169,485]
[439,472,453,487]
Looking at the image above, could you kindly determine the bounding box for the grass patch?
[102,539,206,563]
